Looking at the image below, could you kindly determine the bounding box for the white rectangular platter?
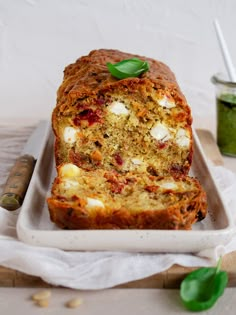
[16,121,235,253]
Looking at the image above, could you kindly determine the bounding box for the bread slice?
[47,164,207,230]
[52,49,193,177]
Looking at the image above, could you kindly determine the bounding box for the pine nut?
[65,297,83,308]
[31,290,51,301]
[35,299,49,308]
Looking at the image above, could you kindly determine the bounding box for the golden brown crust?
[47,197,207,230]
[57,49,181,103]
[54,49,190,115]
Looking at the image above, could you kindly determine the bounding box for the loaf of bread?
[48,49,207,231]
[52,49,193,177]
[47,164,207,230]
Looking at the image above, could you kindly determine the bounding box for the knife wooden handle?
[0,154,35,211]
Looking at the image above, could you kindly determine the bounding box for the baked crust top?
[56,49,186,106]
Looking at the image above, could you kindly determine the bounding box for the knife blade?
[0,120,49,211]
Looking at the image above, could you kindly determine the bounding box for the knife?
[0,120,49,211]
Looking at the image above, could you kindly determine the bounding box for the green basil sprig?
[107,58,149,79]
[180,257,228,312]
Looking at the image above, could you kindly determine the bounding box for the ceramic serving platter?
[16,121,235,253]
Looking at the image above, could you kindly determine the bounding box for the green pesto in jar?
[217,93,236,156]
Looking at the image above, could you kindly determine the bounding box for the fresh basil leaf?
[180,258,228,312]
[107,58,149,79]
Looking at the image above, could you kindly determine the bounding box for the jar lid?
[211,73,236,87]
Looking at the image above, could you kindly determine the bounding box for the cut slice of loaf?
[47,164,207,230]
[52,49,193,177]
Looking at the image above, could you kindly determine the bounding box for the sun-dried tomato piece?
[145,185,159,193]
[69,149,90,169]
[113,153,123,166]
[170,164,184,176]
[95,97,105,105]
[110,183,125,194]
[73,108,103,126]
[104,171,127,194]
[157,141,167,149]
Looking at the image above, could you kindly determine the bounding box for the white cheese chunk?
[176,136,190,147]
[158,95,176,108]
[63,179,79,189]
[160,182,178,190]
[176,128,190,147]
[176,128,186,137]
[108,101,129,115]
[60,163,81,178]
[63,126,80,144]
[150,123,171,142]
[86,197,105,208]
[131,158,142,165]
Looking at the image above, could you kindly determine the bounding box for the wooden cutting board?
[0,129,235,288]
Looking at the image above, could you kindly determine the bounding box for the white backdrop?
[0,0,236,126]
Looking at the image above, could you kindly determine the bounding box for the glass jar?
[211,73,236,157]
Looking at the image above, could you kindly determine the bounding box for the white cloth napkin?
[0,126,236,289]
